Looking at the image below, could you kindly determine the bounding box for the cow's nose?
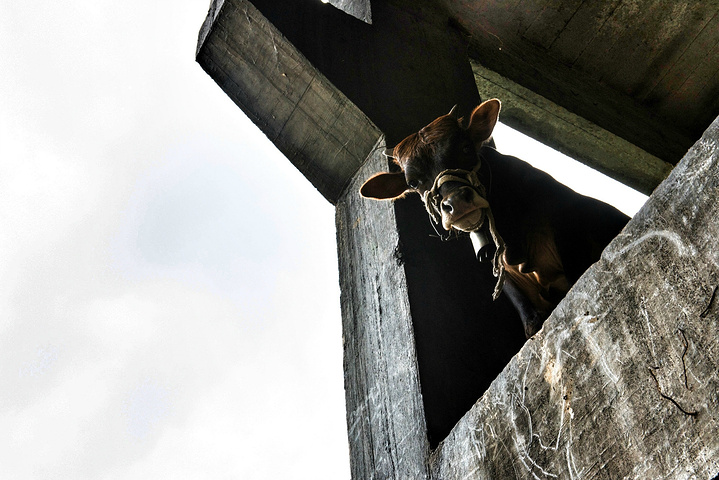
[441,188,473,213]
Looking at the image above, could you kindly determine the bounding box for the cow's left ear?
[467,98,501,145]
[359,172,408,199]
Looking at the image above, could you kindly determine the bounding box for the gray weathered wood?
[196,0,381,204]
[471,60,673,195]
[336,140,430,479]
[325,0,372,23]
[430,115,719,479]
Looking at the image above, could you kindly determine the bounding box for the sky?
[1,1,347,478]
[0,1,647,479]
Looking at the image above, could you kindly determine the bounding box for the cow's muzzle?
[439,186,489,232]
[422,168,488,232]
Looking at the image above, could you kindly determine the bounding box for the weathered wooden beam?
[246,0,482,147]
[472,60,673,195]
[336,142,431,479]
[196,0,381,203]
[324,0,372,23]
[461,21,697,166]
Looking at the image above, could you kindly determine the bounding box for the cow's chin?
[444,208,486,233]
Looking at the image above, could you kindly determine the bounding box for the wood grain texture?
[336,142,431,479]
[196,0,381,204]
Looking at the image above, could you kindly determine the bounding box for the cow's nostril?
[441,200,453,214]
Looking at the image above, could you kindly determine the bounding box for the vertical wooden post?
[336,143,430,478]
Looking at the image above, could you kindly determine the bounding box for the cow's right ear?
[359,172,408,199]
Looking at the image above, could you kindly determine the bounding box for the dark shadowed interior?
[393,195,526,448]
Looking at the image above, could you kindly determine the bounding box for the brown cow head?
[360,99,501,233]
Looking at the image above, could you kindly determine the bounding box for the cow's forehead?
[404,139,461,171]
[394,116,467,174]
[402,152,434,176]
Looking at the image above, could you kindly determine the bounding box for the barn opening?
[399,122,647,448]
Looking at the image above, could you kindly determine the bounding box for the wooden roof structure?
[197,0,719,200]
[448,0,719,164]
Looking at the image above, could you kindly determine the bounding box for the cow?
[360,99,629,338]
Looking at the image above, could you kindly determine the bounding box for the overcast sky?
[1,1,348,478]
[0,1,647,479]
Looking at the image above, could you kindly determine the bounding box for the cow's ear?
[360,172,408,199]
[467,98,501,145]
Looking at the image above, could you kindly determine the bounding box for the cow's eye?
[407,179,420,189]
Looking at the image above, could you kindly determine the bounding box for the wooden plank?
[464,29,696,164]
[469,0,523,37]
[602,1,697,96]
[196,0,382,204]
[430,113,719,479]
[447,0,718,160]
[637,5,719,103]
[244,0,482,147]
[548,0,623,65]
[658,22,719,135]
[336,142,430,479]
[511,0,554,39]
[471,60,672,195]
[569,0,631,78]
[522,0,584,51]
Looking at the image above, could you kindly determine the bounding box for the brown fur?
[393,115,462,169]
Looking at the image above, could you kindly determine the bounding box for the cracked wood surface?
[430,114,719,479]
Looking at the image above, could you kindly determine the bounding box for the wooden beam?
[196,0,381,203]
[472,60,673,195]
[336,143,431,479]
[245,0,482,147]
[460,18,697,165]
